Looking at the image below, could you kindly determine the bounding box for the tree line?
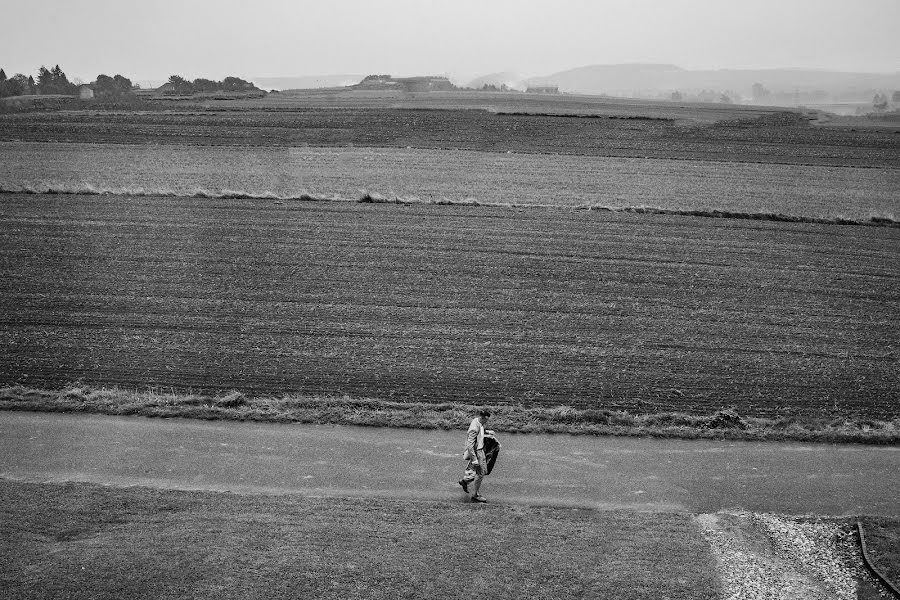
[165,75,259,95]
[0,65,133,98]
[1,65,261,99]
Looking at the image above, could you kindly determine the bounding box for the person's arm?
[465,427,478,461]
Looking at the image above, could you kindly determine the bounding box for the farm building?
[355,75,400,89]
[155,82,176,95]
[526,85,559,94]
[354,75,457,92]
[78,85,94,100]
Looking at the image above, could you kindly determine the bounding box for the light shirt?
[465,417,484,459]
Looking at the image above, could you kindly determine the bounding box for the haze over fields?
[3,0,898,85]
[256,64,900,109]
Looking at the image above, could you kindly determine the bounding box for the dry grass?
[0,478,720,599]
[2,385,898,445]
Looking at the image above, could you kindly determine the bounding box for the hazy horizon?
[1,0,898,84]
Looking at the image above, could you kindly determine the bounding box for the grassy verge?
[2,385,898,445]
[0,479,719,600]
[860,516,900,591]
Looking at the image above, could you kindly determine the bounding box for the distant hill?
[466,71,527,91]
[252,75,365,91]
[526,64,685,94]
[523,64,900,102]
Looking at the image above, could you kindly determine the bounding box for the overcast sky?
[2,0,898,83]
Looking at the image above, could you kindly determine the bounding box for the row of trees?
[0,65,133,98]
[0,70,35,97]
[669,89,738,104]
[0,65,79,96]
[2,65,262,100]
[166,75,259,95]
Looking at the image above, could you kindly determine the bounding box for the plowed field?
[2,142,898,221]
[2,106,898,168]
[2,194,897,418]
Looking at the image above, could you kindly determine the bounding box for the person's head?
[478,409,491,425]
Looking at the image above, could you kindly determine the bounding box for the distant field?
[247,88,786,123]
[1,194,897,419]
[2,142,897,221]
[1,102,898,168]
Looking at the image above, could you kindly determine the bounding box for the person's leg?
[470,449,487,499]
[470,467,484,497]
[459,462,476,492]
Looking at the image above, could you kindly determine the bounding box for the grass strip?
[859,517,900,594]
[2,385,898,445]
[0,479,720,600]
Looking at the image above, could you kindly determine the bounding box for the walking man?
[459,409,492,503]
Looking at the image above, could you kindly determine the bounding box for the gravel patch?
[696,511,890,600]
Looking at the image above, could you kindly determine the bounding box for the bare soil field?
[1,194,896,419]
[1,93,897,430]
[2,142,898,222]
[1,103,898,168]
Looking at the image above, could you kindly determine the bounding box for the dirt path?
[2,411,897,515]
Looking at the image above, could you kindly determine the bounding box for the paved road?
[1,411,897,515]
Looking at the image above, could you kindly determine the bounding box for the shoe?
[458,480,468,493]
[471,495,487,503]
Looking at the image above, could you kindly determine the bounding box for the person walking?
[459,409,492,503]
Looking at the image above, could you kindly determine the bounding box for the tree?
[92,73,133,97]
[892,91,900,103]
[51,65,66,83]
[37,66,53,93]
[697,89,717,103]
[193,78,219,92]
[0,69,6,82]
[94,75,117,97]
[167,74,193,94]
[670,90,683,101]
[113,74,132,92]
[51,65,75,93]
[36,65,76,94]
[221,76,256,91]
[751,82,770,101]
[873,93,888,110]
[2,74,29,97]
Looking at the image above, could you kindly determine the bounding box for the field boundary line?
[2,386,899,446]
[1,185,897,229]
